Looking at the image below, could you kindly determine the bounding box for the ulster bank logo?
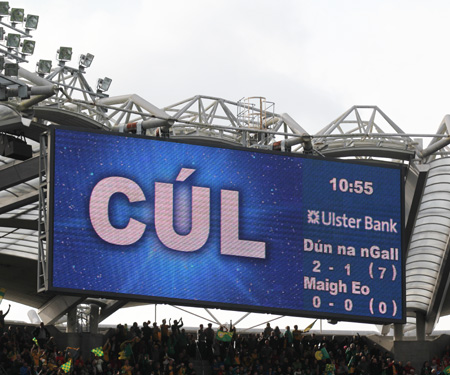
[307,210,321,225]
[307,210,398,233]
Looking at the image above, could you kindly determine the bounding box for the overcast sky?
[14,0,450,140]
[5,0,450,331]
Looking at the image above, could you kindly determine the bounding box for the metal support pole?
[90,305,99,334]
[416,311,426,341]
[66,307,77,333]
[393,323,403,341]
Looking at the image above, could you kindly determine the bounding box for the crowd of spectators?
[0,310,450,375]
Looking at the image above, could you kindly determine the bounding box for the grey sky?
[15,0,450,143]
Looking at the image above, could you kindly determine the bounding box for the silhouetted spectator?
[153,322,161,343]
[160,319,170,346]
[130,322,141,339]
[204,323,215,360]
[0,304,11,333]
[171,318,183,337]
[142,321,152,346]
[263,323,273,338]
[32,322,50,348]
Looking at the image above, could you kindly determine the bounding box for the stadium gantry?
[1,2,450,342]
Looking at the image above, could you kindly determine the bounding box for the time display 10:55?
[329,178,373,195]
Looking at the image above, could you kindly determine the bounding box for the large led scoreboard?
[47,127,405,324]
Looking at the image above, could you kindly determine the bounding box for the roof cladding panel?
[406,158,450,316]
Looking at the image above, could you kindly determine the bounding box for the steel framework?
[37,131,48,292]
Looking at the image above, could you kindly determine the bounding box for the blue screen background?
[51,128,403,321]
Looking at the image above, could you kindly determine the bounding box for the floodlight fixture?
[6,33,20,48]
[0,2,9,16]
[36,59,52,75]
[0,27,4,40]
[57,46,72,62]
[4,62,18,76]
[21,39,35,55]
[0,56,4,71]
[97,77,112,92]
[79,53,94,68]
[25,14,38,29]
[10,8,24,23]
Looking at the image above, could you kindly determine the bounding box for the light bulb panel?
[4,62,18,76]
[57,46,72,61]
[6,33,20,48]
[79,53,94,68]
[97,77,112,92]
[25,14,39,29]
[0,2,9,16]
[21,39,35,55]
[36,59,52,74]
[10,8,24,22]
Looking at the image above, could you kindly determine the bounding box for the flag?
[32,337,39,347]
[303,319,317,333]
[443,366,450,375]
[216,330,233,342]
[118,343,133,360]
[91,347,103,357]
[66,347,80,360]
[321,347,330,359]
[315,347,330,361]
[325,363,335,374]
[0,288,5,305]
[125,344,133,358]
[348,356,355,368]
[118,350,127,360]
[61,360,72,373]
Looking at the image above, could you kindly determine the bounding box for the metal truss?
[16,63,436,163]
[15,63,313,149]
[161,95,281,147]
[37,131,49,292]
[18,64,314,149]
[310,105,420,161]
[419,115,450,163]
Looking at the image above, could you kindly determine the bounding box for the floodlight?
[97,77,112,92]
[6,33,20,48]
[21,39,35,55]
[0,2,9,16]
[4,62,18,76]
[10,8,24,22]
[36,59,51,75]
[25,14,38,29]
[79,53,94,68]
[57,46,72,62]
[0,56,4,71]
[0,27,4,40]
